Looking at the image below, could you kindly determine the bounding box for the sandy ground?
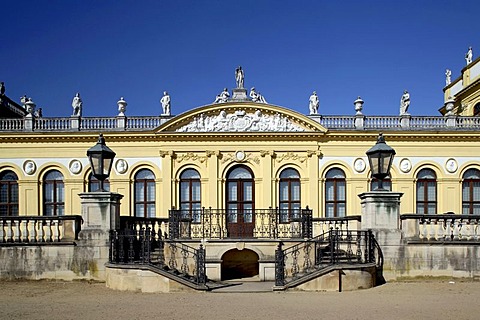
[0,280,479,320]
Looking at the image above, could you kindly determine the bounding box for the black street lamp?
[366,133,396,191]
[87,133,116,192]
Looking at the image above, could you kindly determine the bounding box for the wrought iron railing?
[0,215,83,243]
[109,228,206,287]
[401,214,480,241]
[275,229,382,287]
[168,207,313,240]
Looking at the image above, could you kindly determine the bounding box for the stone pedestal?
[24,114,34,131]
[354,114,365,130]
[79,192,123,231]
[400,114,411,128]
[446,115,457,127]
[70,116,80,130]
[74,192,124,280]
[231,88,249,102]
[116,115,126,130]
[358,191,403,229]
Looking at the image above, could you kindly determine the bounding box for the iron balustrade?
[109,228,206,286]
[275,229,382,287]
[401,214,480,241]
[0,215,83,243]
[168,207,313,240]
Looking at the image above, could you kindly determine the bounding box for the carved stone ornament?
[235,151,246,162]
[176,109,305,133]
[399,158,412,173]
[23,160,36,175]
[445,158,458,173]
[221,152,260,164]
[175,152,208,164]
[353,158,366,173]
[275,152,308,163]
[115,159,128,174]
[69,160,82,175]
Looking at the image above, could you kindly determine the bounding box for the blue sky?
[1,0,479,117]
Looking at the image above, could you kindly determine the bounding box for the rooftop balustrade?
[2,114,480,132]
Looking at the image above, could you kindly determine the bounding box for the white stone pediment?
[176,109,304,132]
[157,103,327,133]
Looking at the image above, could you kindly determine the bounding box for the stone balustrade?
[401,214,480,242]
[312,216,362,235]
[0,215,83,243]
[2,114,479,132]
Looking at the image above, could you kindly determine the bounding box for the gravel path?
[1,280,478,320]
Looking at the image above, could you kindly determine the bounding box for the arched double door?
[226,166,254,238]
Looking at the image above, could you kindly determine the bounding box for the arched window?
[0,170,19,216]
[325,168,346,217]
[44,170,64,216]
[88,172,110,192]
[416,169,437,214]
[370,176,392,191]
[279,168,301,223]
[180,168,201,223]
[134,169,155,218]
[462,169,480,215]
[473,102,480,116]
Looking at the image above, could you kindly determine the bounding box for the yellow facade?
[2,104,480,220]
[2,57,480,225]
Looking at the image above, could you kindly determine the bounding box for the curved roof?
[156,101,327,133]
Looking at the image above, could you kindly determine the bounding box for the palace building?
[1,53,480,291]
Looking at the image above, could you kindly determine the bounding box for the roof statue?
[235,66,244,89]
[72,93,82,117]
[445,69,451,85]
[249,87,267,103]
[354,96,364,115]
[117,97,127,116]
[465,46,473,65]
[25,98,36,115]
[399,90,410,115]
[34,107,43,118]
[160,91,171,116]
[20,95,28,106]
[309,91,319,114]
[0,82,5,96]
[214,88,230,104]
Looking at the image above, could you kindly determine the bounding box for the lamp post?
[87,133,116,192]
[366,133,396,191]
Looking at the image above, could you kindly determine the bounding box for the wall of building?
[3,131,480,220]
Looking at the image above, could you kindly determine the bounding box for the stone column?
[73,192,123,280]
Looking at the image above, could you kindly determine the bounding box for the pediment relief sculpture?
[176,109,305,133]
